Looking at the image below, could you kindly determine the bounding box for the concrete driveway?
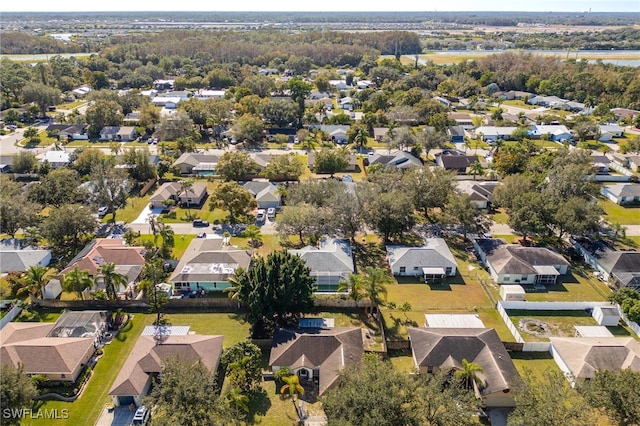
[94,404,135,426]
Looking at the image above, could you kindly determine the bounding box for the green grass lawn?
[501,100,538,110]
[15,309,61,323]
[138,234,195,259]
[598,198,640,225]
[56,100,88,110]
[18,131,58,148]
[161,312,251,348]
[510,351,561,382]
[491,209,509,225]
[23,313,152,426]
[108,192,152,224]
[250,380,323,426]
[491,234,520,243]
[524,270,610,302]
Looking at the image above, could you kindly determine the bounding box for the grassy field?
[598,198,640,225]
[23,313,152,426]
[501,100,538,110]
[138,234,195,259]
[161,312,251,348]
[108,191,153,224]
[250,380,323,426]
[491,209,509,225]
[510,351,561,381]
[56,100,88,110]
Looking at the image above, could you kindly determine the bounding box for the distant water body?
[426,50,640,66]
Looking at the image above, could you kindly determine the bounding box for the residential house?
[269,327,364,395]
[109,326,223,406]
[473,239,570,285]
[408,327,520,407]
[41,150,70,168]
[448,113,475,130]
[99,126,119,141]
[549,337,640,386]
[196,89,225,99]
[0,241,51,274]
[590,155,612,174]
[572,237,640,290]
[61,239,146,295]
[46,124,88,141]
[258,68,279,76]
[433,96,454,110]
[290,238,355,292]
[172,153,220,175]
[435,152,480,174]
[150,97,182,109]
[356,80,374,89]
[610,155,640,172]
[169,238,251,293]
[153,79,175,90]
[71,85,92,97]
[601,183,640,205]
[447,126,466,143]
[0,156,13,173]
[386,239,457,282]
[373,127,390,141]
[473,126,517,142]
[611,108,640,121]
[149,182,208,209]
[456,181,500,209]
[0,311,108,382]
[366,150,422,170]
[599,124,624,140]
[529,124,572,142]
[329,80,353,91]
[243,180,281,210]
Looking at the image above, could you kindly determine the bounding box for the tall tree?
[362,186,415,242]
[141,258,169,325]
[508,369,594,426]
[234,250,314,334]
[156,110,194,141]
[337,273,366,304]
[22,82,60,116]
[216,151,259,182]
[63,267,94,300]
[275,203,321,244]
[580,369,640,426]
[443,192,488,239]
[42,204,97,257]
[88,163,129,223]
[85,99,123,137]
[260,154,304,181]
[220,341,262,394]
[28,168,84,207]
[210,182,257,224]
[0,364,38,426]
[19,265,54,301]
[98,262,127,301]
[313,147,348,177]
[145,357,242,426]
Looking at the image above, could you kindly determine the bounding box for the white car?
[256,209,266,222]
[267,208,276,219]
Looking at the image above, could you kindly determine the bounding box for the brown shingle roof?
[269,327,364,395]
[486,245,569,275]
[408,328,519,396]
[61,239,145,277]
[109,334,223,397]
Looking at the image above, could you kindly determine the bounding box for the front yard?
[598,198,640,225]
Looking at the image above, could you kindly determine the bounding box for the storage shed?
[592,306,620,326]
[499,285,526,301]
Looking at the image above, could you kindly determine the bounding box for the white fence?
[496,301,615,352]
[616,305,640,336]
[0,301,22,330]
[609,162,634,177]
[594,174,631,182]
[499,301,612,311]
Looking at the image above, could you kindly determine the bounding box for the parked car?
[192,219,210,227]
[132,405,150,425]
[97,206,109,217]
[267,208,276,219]
[256,209,266,222]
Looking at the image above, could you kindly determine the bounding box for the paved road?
[622,225,640,237]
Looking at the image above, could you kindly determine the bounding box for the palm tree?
[99,262,128,301]
[353,128,369,153]
[179,179,194,219]
[301,136,317,152]
[149,215,159,249]
[157,221,175,259]
[469,161,484,180]
[19,265,54,301]
[362,267,393,315]
[280,374,305,398]
[226,267,244,299]
[455,359,484,391]
[337,274,365,305]
[63,267,94,300]
[243,225,262,255]
[226,386,250,413]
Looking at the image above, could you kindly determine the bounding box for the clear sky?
[1,0,638,13]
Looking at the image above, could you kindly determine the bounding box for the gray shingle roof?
[290,239,354,276]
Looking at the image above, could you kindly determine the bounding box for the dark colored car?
[192,219,210,227]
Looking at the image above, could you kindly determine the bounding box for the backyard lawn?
[161,312,251,348]
[523,270,611,302]
[598,199,640,225]
[107,191,153,224]
[250,380,323,426]
[506,309,632,342]
[138,234,195,259]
